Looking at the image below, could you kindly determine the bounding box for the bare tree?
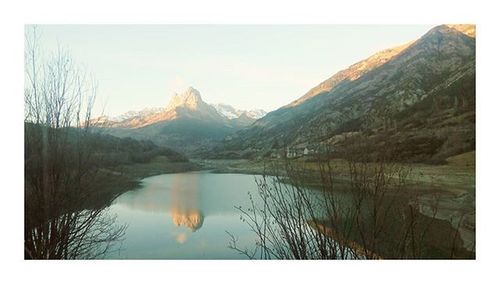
[24,26,126,259]
[229,105,472,259]
[228,159,360,259]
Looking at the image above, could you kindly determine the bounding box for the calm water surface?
[105,171,263,259]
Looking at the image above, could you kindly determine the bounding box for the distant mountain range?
[93,24,475,163]
[93,87,266,129]
[91,87,267,153]
[212,103,267,120]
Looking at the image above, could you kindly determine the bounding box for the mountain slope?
[287,41,413,108]
[217,25,475,163]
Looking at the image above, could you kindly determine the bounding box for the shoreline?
[193,153,475,253]
[92,154,474,257]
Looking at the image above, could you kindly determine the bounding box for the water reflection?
[171,209,204,231]
[114,172,206,232]
[169,174,204,231]
[107,172,262,259]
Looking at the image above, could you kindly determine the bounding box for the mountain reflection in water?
[107,172,261,259]
[114,172,206,233]
[171,209,204,231]
[169,174,204,231]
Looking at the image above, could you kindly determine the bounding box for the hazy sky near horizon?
[34,25,434,116]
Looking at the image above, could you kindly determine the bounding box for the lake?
[105,171,264,259]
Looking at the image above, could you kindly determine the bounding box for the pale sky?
[34,25,434,116]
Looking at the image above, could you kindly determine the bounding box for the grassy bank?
[112,156,200,180]
[195,151,474,192]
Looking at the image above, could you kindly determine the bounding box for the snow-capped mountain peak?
[166,87,204,111]
[212,103,267,120]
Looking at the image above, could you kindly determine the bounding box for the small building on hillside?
[286,143,319,158]
[270,152,282,159]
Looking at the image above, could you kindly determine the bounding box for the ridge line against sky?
[33,25,434,117]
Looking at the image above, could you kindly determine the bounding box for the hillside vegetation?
[214,25,475,164]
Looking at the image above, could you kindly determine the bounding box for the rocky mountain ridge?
[214,24,475,163]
